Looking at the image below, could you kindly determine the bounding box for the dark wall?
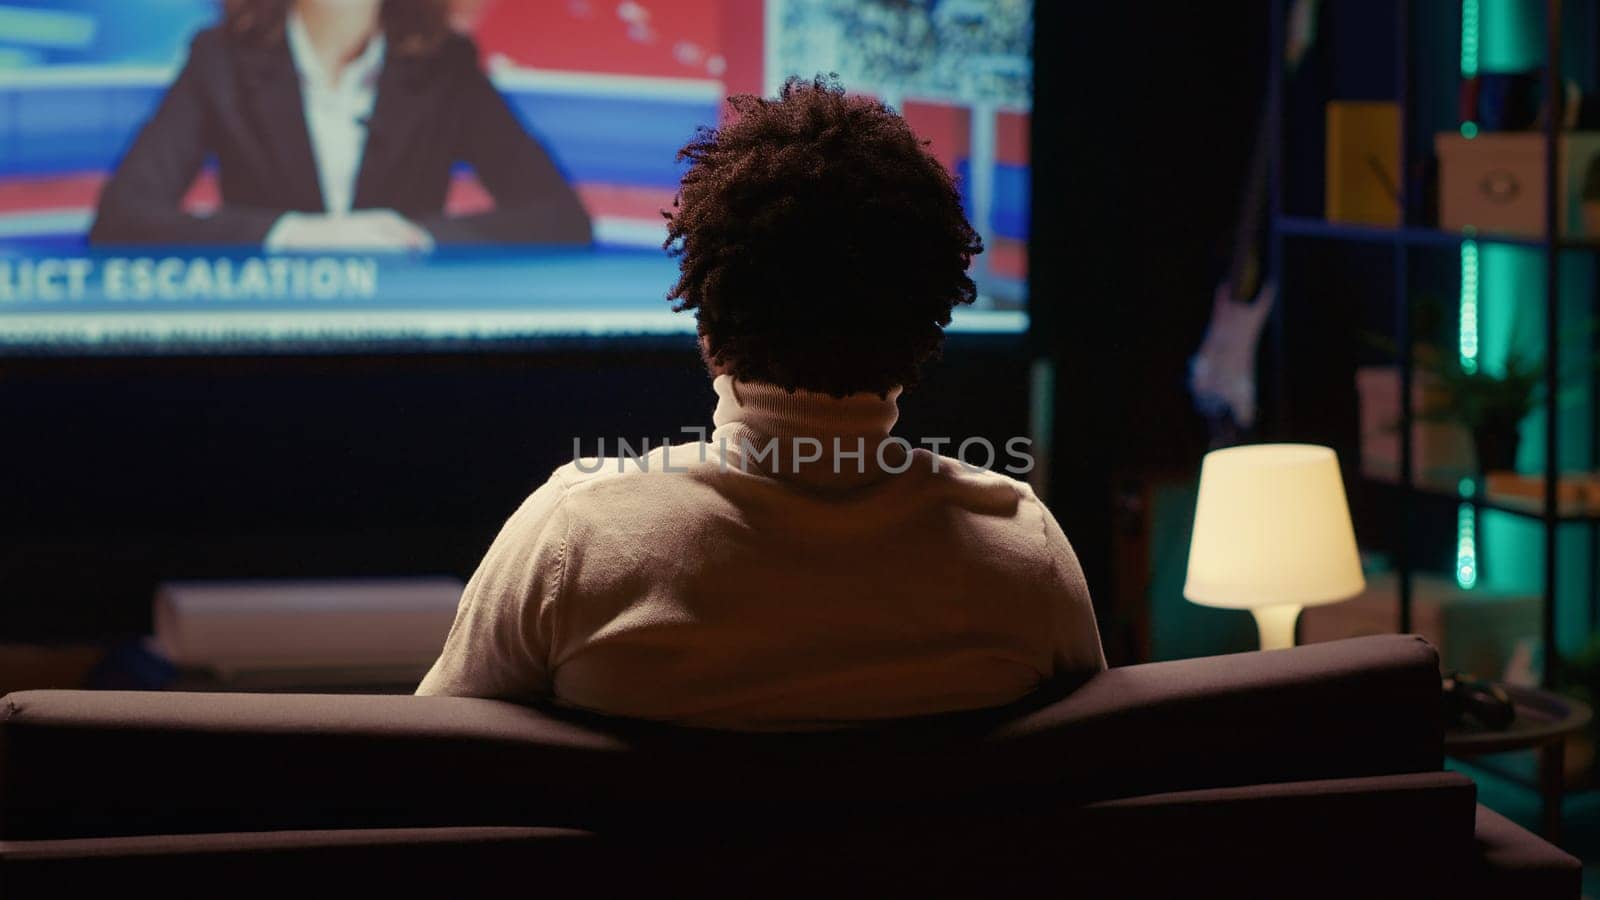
[1033,3,1269,606]
[0,338,1030,639]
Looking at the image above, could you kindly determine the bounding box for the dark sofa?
[0,635,1581,897]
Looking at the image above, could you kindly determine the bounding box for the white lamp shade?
[1183,443,1365,611]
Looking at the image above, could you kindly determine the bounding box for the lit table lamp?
[1183,444,1365,650]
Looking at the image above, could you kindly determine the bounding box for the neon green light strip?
[1457,502,1479,589]
[1460,240,1479,373]
[1457,0,1481,590]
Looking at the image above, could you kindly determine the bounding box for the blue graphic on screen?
[0,1,214,67]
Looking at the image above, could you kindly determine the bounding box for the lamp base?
[1251,605,1302,651]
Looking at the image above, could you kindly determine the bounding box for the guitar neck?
[1226,104,1271,303]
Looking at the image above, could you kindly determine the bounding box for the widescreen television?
[0,0,1031,353]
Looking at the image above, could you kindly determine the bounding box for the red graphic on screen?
[461,0,725,80]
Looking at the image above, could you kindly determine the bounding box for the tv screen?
[0,0,1030,354]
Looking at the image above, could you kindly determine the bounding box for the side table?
[1444,684,1593,844]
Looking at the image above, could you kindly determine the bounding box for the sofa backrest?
[0,634,1443,840]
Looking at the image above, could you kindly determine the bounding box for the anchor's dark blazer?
[89,26,592,246]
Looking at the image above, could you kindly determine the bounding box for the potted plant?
[1366,297,1592,477]
[1415,347,1542,475]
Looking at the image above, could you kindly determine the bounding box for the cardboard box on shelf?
[1300,571,1538,680]
[1436,131,1600,239]
[1356,366,1475,486]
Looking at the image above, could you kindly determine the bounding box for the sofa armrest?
[1064,771,1480,897]
[986,634,1445,800]
[1468,805,1583,900]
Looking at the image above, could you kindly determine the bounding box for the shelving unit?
[1267,0,1585,686]
[1375,476,1600,522]
[1278,215,1553,249]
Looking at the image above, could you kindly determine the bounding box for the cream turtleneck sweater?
[417,376,1105,730]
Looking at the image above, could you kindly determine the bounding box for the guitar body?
[1191,282,1275,441]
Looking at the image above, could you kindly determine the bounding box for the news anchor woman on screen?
[89,0,592,249]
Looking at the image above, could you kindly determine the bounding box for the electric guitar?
[1189,0,1319,444]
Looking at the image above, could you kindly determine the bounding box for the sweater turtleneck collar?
[709,375,905,487]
